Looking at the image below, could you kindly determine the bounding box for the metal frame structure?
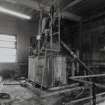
[30,0,62,89]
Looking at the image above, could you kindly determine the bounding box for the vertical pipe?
[38,10,43,92]
[50,0,54,87]
[79,19,82,50]
[90,85,93,105]
[50,0,53,49]
[58,3,61,51]
[79,20,82,75]
[92,83,96,105]
[71,62,76,76]
[76,50,79,74]
[38,11,42,52]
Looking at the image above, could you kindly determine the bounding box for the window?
[0,34,16,62]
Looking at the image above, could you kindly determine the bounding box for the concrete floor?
[1,80,105,105]
[0,80,63,105]
[0,80,42,105]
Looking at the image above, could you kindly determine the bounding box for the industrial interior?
[1,0,105,105]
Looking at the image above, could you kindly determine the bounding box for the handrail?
[70,74,105,79]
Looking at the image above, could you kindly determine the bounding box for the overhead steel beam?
[4,0,50,11]
[83,11,105,22]
[61,12,81,21]
[62,0,83,21]
[63,0,83,11]
[4,0,81,21]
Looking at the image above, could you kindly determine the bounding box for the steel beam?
[63,0,83,11]
[4,0,49,11]
[61,12,81,21]
[4,0,81,21]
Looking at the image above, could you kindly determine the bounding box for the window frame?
[0,34,17,63]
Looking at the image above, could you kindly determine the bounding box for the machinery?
[28,1,105,105]
[28,3,67,88]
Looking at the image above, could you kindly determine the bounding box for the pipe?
[70,78,105,89]
[70,74,105,79]
[65,92,105,105]
[61,40,93,74]
[41,86,86,98]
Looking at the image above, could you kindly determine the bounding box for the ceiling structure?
[0,0,105,21]
[67,0,105,19]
